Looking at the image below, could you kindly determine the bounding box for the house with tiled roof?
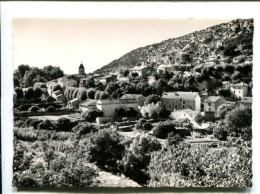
[230,82,249,99]
[121,94,146,106]
[161,92,201,111]
[79,99,97,113]
[96,98,138,118]
[129,65,151,77]
[204,96,226,117]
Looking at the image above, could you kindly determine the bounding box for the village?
[12,18,253,188]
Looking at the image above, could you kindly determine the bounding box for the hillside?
[94,19,253,74]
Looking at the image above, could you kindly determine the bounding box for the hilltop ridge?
[94,19,253,74]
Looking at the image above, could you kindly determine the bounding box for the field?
[13,115,252,187]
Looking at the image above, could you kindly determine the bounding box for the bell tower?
[78,61,85,75]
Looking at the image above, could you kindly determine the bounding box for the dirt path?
[96,171,141,187]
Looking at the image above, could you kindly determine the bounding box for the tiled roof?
[162,92,199,100]
[79,99,97,107]
[240,97,252,104]
[121,94,143,99]
[204,96,222,102]
[97,98,137,105]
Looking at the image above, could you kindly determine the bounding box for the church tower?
[78,62,85,75]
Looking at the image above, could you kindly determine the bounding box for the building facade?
[204,96,226,117]
[96,99,138,118]
[230,82,249,99]
[161,92,201,112]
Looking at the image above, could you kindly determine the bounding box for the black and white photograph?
[11,17,254,188]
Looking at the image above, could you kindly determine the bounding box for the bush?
[37,120,55,130]
[143,122,153,131]
[167,132,181,146]
[140,103,160,119]
[14,128,37,142]
[119,133,161,185]
[135,118,146,129]
[30,106,40,112]
[46,105,55,112]
[72,123,97,137]
[30,120,41,129]
[46,96,56,102]
[87,129,125,172]
[194,112,204,124]
[55,118,77,132]
[19,104,31,111]
[152,120,176,139]
[82,108,103,122]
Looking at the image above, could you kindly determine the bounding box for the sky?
[13,18,233,74]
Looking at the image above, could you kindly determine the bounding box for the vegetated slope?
[94,18,253,74]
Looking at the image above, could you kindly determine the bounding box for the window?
[189,105,193,109]
[175,105,178,109]
[183,105,185,109]
[169,104,171,109]
[208,102,211,106]
[183,100,186,104]
[190,100,193,104]
[175,100,178,104]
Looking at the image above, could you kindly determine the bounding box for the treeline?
[14,65,64,88]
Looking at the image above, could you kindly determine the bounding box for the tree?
[140,103,160,119]
[123,69,130,77]
[225,106,252,135]
[15,87,24,99]
[99,91,109,100]
[158,107,171,118]
[53,84,62,92]
[33,87,43,99]
[82,108,103,122]
[217,103,236,119]
[119,133,161,185]
[194,112,204,124]
[144,94,161,105]
[152,120,176,139]
[87,88,96,99]
[85,77,95,89]
[47,96,56,102]
[24,87,34,100]
[87,129,125,171]
[217,88,231,98]
[131,72,139,78]
[153,78,168,95]
[30,106,40,113]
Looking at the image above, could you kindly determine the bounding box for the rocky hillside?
[94,18,253,74]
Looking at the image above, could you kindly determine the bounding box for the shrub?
[135,118,146,129]
[143,122,153,131]
[82,108,103,122]
[87,129,125,172]
[167,132,181,146]
[72,123,97,137]
[55,118,77,132]
[140,103,160,119]
[30,120,41,129]
[19,104,31,111]
[194,112,204,124]
[14,128,37,142]
[46,96,56,102]
[46,105,55,112]
[152,120,176,139]
[119,133,161,185]
[158,107,171,118]
[37,119,55,130]
[30,106,40,112]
